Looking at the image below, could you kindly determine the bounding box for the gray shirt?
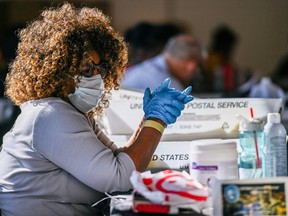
[121,55,184,91]
[0,97,135,216]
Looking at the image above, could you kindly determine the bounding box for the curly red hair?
[5,3,128,115]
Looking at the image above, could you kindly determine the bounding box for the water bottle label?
[264,136,287,177]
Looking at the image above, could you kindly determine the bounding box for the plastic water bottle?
[263,113,287,177]
[238,118,265,179]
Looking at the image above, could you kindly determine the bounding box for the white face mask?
[68,74,104,113]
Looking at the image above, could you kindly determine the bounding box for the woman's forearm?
[123,118,165,172]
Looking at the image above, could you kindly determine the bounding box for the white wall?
[111,0,288,76]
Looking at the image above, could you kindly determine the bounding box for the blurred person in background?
[124,21,183,66]
[201,25,252,96]
[271,52,288,93]
[0,3,193,215]
[249,76,286,111]
[121,34,203,91]
[240,37,288,104]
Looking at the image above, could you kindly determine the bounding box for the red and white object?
[130,169,209,214]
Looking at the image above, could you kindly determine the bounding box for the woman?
[0,3,193,215]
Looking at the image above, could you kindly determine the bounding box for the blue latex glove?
[177,86,194,103]
[143,78,194,125]
[152,79,194,103]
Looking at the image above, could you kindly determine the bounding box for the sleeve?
[92,121,120,155]
[32,104,135,193]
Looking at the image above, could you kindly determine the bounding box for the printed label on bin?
[191,162,218,171]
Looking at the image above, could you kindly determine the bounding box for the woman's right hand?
[143,78,194,126]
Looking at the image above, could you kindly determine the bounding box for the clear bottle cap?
[267,113,280,124]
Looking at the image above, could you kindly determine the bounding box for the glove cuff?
[142,120,165,134]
